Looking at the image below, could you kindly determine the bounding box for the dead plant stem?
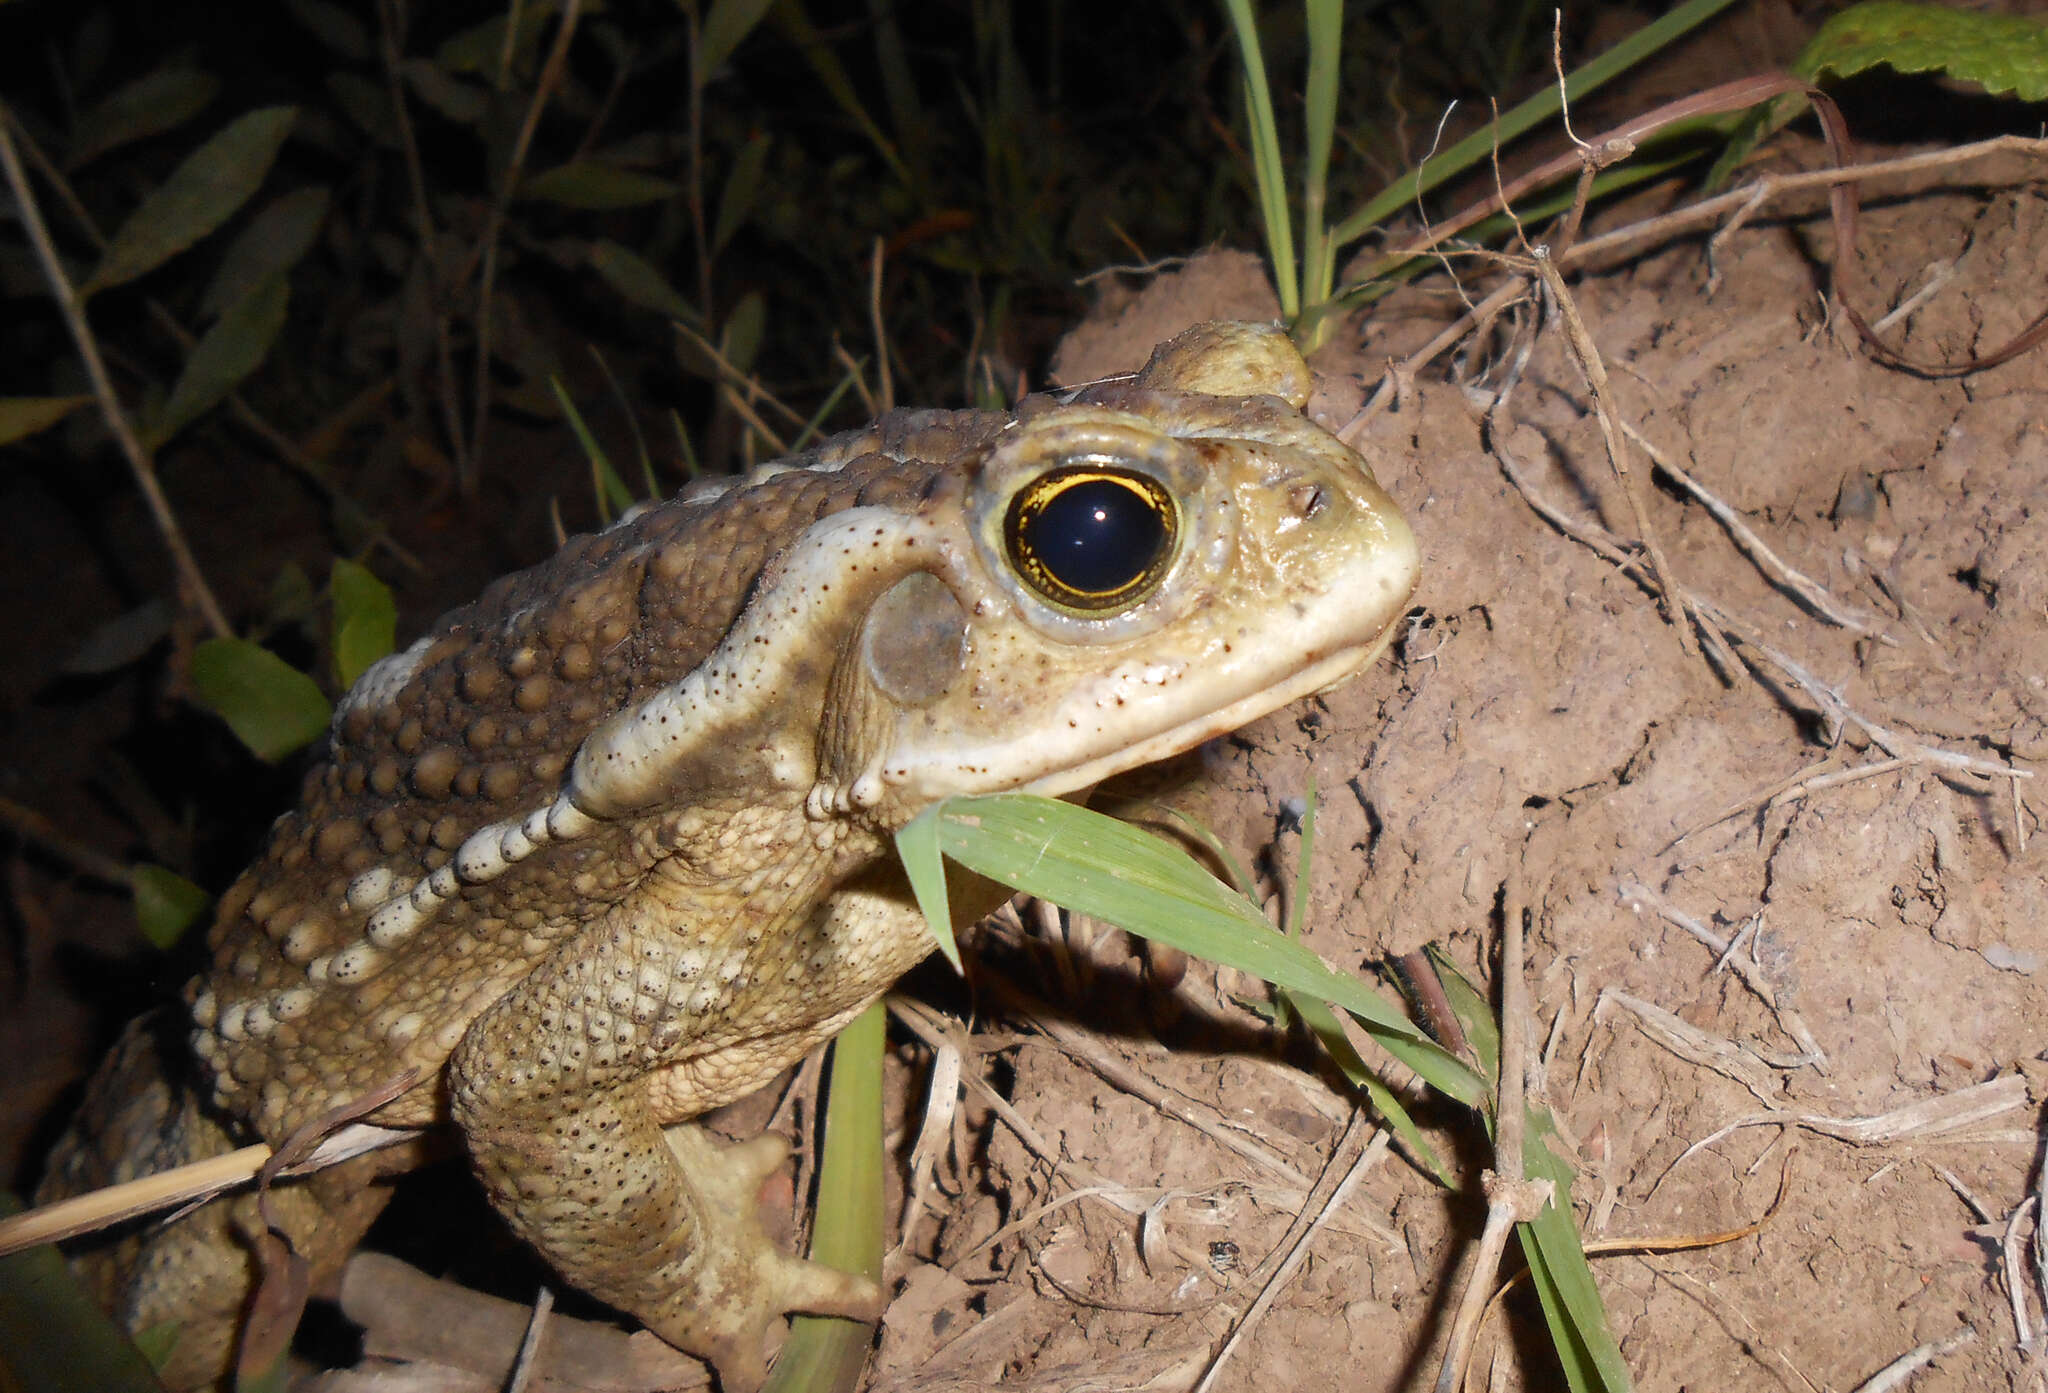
[1532,246,1694,654]
[1194,1113,1386,1393]
[462,0,583,495]
[869,237,893,413]
[1435,874,1554,1393]
[1618,418,1881,634]
[0,109,231,640]
[1350,135,2048,436]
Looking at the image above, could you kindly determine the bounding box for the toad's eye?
[1004,466,1178,613]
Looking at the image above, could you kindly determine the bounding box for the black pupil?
[1020,475,1167,601]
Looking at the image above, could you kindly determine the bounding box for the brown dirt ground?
[860,170,2048,1389]
[11,117,2048,1393]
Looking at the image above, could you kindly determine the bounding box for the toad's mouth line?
[1016,619,1404,801]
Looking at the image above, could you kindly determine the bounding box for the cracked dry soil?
[868,186,2048,1390]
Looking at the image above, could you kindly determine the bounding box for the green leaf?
[325,72,398,148]
[697,0,777,87]
[437,8,553,77]
[190,637,331,761]
[0,395,93,446]
[83,106,297,296]
[587,240,698,323]
[330,558,397,691]
[199,186,328,321]
[1800,1,2048,99]
[130,864,211,950]
[68,65,220,168]
[896,795,1485,1105]
[401,57,491,126]
[1715,3,2048,186]
[720,290,766,376]
[0,1192,172,1393]
[711,133,770,256]
[520,162,680,210]
[285,0,372,61]
[148,272,289,447]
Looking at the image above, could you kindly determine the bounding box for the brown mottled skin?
[39,322,1420,1390]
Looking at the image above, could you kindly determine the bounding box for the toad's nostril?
[1288,483,1327,519]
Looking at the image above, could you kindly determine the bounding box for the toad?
[40,320,1420,1389]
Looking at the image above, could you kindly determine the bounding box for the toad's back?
[193,408,1016,1141]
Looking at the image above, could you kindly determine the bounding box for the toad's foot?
[650,1124,884,1391]
[459,1079,880,1393]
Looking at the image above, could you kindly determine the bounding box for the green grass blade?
[1518,1122,1632,1393]
[893,806,963,972]
[548,378,633,523]
[585,346,658,501]
[1288,990,1454,1185]
[668,409,703,483]
[1285,780,1316,942]
[790,365,864,454]
[1266,780,1454,1181]
[896,795,1485,1105]
[769,1,914,189]
[1218,0,1297,318]
[1297,0,1344,324]
[1327,0,1743,250]
[770,1002,885,1392]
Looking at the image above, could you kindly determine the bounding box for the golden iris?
[1004,466,1178,612]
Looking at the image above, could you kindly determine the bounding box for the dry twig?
[1349,134,2048,435]
[1530,248,1693,653]
[1617,882,1826,1072]
[1850,1325,1977,1393]
[0,108,231,639]
[1618,419,1884,635]
[1194,1113,1388,1393]
[1655,1074,2030,1194]
[460,0,584,494]
[1435,877,1554,1393]
[0,1110,417,1258]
